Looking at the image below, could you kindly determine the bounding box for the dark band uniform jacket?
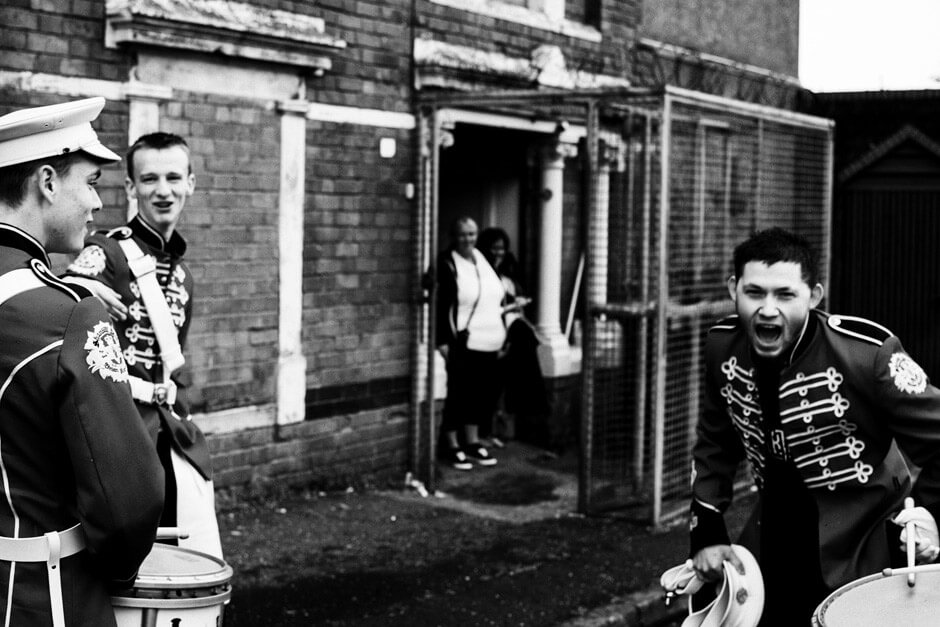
[692,309,940,589]
[0,224,164,626]
[66,215,211,480]
[434,250,462,348]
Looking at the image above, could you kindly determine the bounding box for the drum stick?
[904,497,916,587]
[156,527,190,540]
[882,563,940,577]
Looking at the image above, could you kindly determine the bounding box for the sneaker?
[488,436,506,449]
[464,443,497,466]
[441,447,472,471]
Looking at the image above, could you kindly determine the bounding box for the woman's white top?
[452,248,506,352]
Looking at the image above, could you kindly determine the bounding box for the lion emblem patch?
[85,321,129,383]
[889,352,927,395]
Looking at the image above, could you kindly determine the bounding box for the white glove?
[893,505,940,564]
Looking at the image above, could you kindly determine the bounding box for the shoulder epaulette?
[826,314,894,346]
[29,259,82,302]
[709,314,740,333]
[106,226,132,240]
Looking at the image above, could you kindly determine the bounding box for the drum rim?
[813,568,940,626]
[131,544,233,589]
[111,588,231,610]
[814,572,884,627]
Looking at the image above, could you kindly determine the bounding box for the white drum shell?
[813,567,940,626]
[112,544,233,627]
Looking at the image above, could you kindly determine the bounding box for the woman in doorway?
[478,227,550,446]
[435,217,505,470]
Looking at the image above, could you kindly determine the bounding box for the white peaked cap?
[0,97,121,169]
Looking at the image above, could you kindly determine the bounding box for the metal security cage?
[587,88,833,524]
[413,87,833,525]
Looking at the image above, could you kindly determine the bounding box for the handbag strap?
[461,259,482,333]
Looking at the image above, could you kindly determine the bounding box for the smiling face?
[126,145,194,239]
[44,156,103,254]
[729,261,824,359]
[454,218,478,259]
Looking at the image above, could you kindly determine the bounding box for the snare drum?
[813,565,940,626]
[112,544,233,627]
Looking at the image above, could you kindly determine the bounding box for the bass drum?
[112,544,233,627]
[813,566,940,626]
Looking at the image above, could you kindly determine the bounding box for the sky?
[799,0,940,92]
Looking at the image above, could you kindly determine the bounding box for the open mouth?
[755,323,782,344]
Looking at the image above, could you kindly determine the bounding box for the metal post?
[633,112,652,490]
[822,126,835,286]
[423,110,442,491]
[579,99,599,515]
[412,111,430,480]
[687,121,706,453]
[652,93,672,527]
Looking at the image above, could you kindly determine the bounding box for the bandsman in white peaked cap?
[0,96,121,169]
[0,97,164,627]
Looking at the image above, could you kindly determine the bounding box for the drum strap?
[117,238,185,374]
[0,524,85,627]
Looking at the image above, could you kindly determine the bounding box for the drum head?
[814,569,940,626]
[134,543,233,590]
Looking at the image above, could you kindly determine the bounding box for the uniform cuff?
[690,499,730,556]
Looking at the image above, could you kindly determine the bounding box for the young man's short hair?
[733,227,820,286]
[0,153,81,207]
[126,132,191,179]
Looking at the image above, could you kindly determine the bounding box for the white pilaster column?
[591,139,625,368]
[535,137,578,377]
[276,99,309,425]
[123,80,172,219]
[588,140,617,306]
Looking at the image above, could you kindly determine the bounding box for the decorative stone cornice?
[414,38,630,91]
[429,0,601,42]
[105,0,346,73]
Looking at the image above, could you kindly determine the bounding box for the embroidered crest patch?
[85,321,129,383]
[67,245,106,277]
[889,352,927,394]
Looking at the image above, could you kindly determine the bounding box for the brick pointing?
[209,405,410,489]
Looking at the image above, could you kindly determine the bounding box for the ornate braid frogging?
[720,359,766,485]
[719,357,874,491]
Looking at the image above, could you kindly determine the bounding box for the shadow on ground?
[217,441,754,627]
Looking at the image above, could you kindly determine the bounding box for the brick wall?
[209,405,410,489]
[639,0,799,76]
[302,121,415,391]
[418,0,638,80]
[163,94,282,413]
[0,0,127,82]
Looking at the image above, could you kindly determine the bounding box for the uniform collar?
[0,223,50,266]
[129,215,187,256]
[789,311,819,365]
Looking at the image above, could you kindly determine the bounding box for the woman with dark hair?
[435,217,504,470]
[478,227,550,443]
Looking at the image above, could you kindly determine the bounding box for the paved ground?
[216,440,752,626]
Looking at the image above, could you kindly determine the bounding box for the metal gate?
[411,87,834,523]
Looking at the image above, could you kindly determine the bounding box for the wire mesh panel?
[583,88,833,523]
